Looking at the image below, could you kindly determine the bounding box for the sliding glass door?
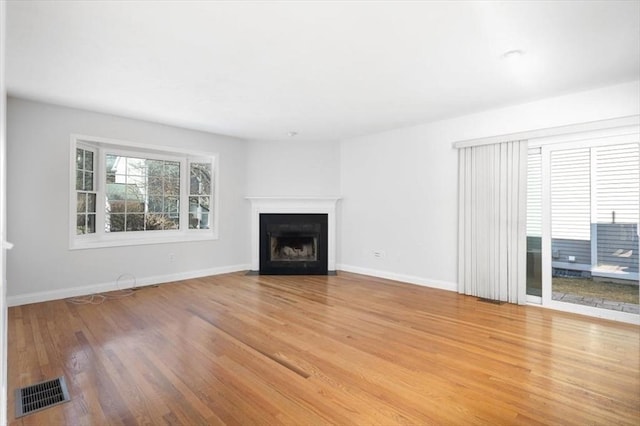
[529,137,639,322]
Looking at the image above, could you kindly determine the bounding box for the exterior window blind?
[594,143,639,224]
[527,148,542,237]
[594,143,639,273]
[551,148,591,241]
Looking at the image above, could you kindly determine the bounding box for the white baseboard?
[337,264,458,292]
[7,263,251,307]
[9,263,456,306]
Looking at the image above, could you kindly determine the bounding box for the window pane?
[190,163,211,195]
[87,214,96,233]
[126,200,144,213]
[125,184,143,201]
[84,171,94,191]
[189,197,198,229]
[164,178,180,196]
[76,215,86,234]
[199,196,210,210]
[126,157,145,176]
[148,196,164,213]
[76,171,84,190]
[106,154,118,183]
[148,177,163,195]
[76,148,84,170]
[84,150,94,170]
[106,200,122,214]
[146,213,179,230]
[165,218,179,230]
[147,160,164,175]
[87,193,96,213]
[165,162,180,178]
[106,184,124,200]
[77,193,87,213]
[107,214,125,232]
[106,154,117,167]
[126,214,145,231]
[106,185,126,215]
[114,174,126,185]
[189,196,210,229]
[145,213,164,231]
[165,197,179,216]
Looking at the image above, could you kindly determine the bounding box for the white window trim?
[69,134,219,250]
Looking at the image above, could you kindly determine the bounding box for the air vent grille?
[15,376,70,418]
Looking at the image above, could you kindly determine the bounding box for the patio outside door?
[537,138,639,322]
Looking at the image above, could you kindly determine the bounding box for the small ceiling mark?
[502,49,525,60]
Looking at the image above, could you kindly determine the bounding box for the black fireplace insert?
[259,213,328,275]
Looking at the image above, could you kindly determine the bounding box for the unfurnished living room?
[0,1,639,425]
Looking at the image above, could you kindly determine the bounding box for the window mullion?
[180,158,189,231]
[96,147,105,237]
[590,147,597,269]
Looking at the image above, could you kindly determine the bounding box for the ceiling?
[6,1,640,142]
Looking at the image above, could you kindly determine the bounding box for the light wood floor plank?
[7,271,640,425]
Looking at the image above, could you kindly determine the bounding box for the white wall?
[246,139,340,197]
[1,1,8,423]
[339,80,640,291]
[6,80,639,305]
[6,98,250,304]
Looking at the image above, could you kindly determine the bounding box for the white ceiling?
[6,1,640,142]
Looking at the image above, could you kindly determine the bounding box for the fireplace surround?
[247,197,339,274]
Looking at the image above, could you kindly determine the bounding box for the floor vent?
[15,376,71,418]
[477,297,506,305]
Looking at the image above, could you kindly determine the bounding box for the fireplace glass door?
[259,213,328,275]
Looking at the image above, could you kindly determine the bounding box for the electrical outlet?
[373,250,386,258]
[169,253,176,262]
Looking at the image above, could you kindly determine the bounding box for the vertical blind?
[458,140,528,304]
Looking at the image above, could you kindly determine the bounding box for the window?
[105,155,181,232]
[75,146,97,234]
[70,135,217,249]
[189,162,212,229]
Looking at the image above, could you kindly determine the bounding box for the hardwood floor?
[7,271,640,425]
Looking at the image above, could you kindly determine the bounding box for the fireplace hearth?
[260,213,328,275]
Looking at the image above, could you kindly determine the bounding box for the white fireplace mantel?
[246,197,340,271]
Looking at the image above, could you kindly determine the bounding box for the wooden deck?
[7,271,640,425]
